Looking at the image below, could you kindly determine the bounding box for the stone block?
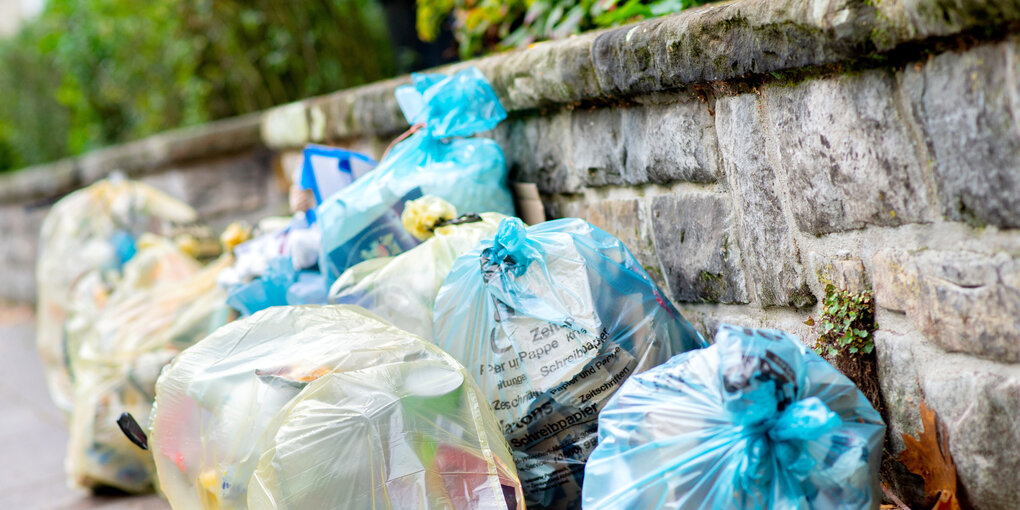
[871,249,918,313]
[474,32,602,111]
[811,254,870,295]
[0,202,47,303]
[498,112,580,194]
[261,103,310,150]
[876,0,1020,44]
[717,93,815,308]
[651,192,748,304]
[590,0,878,96]
[566,100,719,188]
[872,249,1020,363]
[313,75,410,143]
[586,198,666,289]
[876,328,1020,510]
[543,195,587,221]
[0,159,79,205]
[910,41,1020,228]
[571,108,626,187]
[622,102,719,184]
[765,70,934,234]
[686,305,815,347]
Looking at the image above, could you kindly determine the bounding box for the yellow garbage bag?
[329,196,506,340]
[150,305,522,510]
[36,179,197,414]
[65,237,232,491]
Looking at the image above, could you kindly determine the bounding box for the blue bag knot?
[394,67,507,139]
[483,218,541,277]
[770,397,841,476]
[769,397,840,443]
[741,396,841,490]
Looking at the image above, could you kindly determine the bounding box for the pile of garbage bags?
[34,65,885,510]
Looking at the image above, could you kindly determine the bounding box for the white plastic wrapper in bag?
[150,305,523,510]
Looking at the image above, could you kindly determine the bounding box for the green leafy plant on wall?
[809,283,876,358]
[417,0,714,59]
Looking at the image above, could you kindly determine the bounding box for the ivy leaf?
[804,316,815,326]
[863,343,874,354]
[898,402,961,510]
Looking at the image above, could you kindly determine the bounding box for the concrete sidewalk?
[0,305,167,510]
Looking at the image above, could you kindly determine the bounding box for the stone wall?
[2,0,1019,507]
[493,45,1020,508]
[0,114,290,304]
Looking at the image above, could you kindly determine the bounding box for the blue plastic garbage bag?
[582,324,885,510]
[318,66,516,283]
[226,257,327,316]
[433,217,706,510]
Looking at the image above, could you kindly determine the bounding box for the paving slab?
[0,306,168,510]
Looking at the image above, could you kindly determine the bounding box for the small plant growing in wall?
[809,283,875,358]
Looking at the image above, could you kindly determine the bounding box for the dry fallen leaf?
[898,402,961,510]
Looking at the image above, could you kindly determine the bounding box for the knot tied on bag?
[395,67,507,140]
[768,397,841,476]
[482,218,541,278]
[735,393,843,493]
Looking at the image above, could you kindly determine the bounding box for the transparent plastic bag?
[433,217,706,509]
[329,196,506,340]
[150,305,522,510]
[318,67,515,283]
[37,179,197,414]
[582,324,886,510]
[65,238,232,491]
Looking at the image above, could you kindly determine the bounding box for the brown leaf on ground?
[898,402,961,510]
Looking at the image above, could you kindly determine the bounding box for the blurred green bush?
[0,0,395,171]
[416,0,712,60]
